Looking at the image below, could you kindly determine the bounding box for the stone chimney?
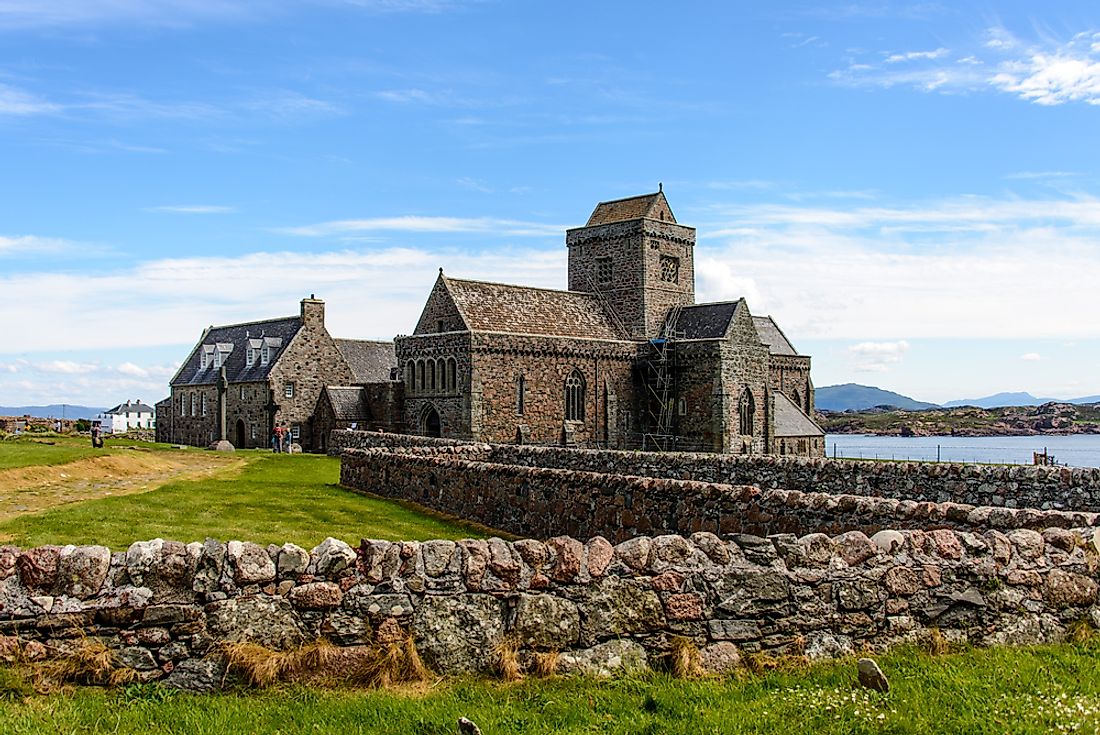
[300,295,325,326]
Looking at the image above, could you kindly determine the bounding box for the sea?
[826,434,1100,469]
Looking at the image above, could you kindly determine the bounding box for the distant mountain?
[816,384,939,412]
[943,392,1100,408]
[0,404,104,420]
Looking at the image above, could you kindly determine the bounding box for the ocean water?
[826,434,1100,468]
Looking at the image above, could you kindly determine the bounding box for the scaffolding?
[642,305,682,452]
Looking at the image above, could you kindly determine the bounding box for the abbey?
[160,189,824,456]
[396,189,824,455]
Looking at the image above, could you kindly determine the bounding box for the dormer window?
[246,348,255,367]
[261,345,270,365]
[200,351,208,370]
[213,350,222,368]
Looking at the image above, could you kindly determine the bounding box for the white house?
[95,400,156,434]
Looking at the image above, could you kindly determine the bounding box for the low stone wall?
[341,447,1098,542]
[2,528,1098,690]
[329,431,1100,512]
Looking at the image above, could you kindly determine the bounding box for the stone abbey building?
[161,189,823,456]
[397,189,824,455]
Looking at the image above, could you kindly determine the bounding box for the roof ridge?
[592,191,661,207]
[204,314,301,332]
[446,275,601,298]
[334,338,394,345]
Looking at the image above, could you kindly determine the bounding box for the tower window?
[516,374,526,416]
[660,255,680,283]
[739,387,755,436]
[595,257,612,284]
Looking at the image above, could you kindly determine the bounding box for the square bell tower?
[566,187,696,339]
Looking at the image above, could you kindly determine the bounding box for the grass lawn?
[3,642,1100,734]
[0,450,488,549]
[0,435,100,470]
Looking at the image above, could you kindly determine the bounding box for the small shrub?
[922,628,951,655]
[1068,617,1095,644]
[493,636,523,682]
[529,650,559,678]
[349,620,431,689]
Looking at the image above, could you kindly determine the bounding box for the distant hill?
[0,404,104,420]
[944,392,1100,408]
[816,384,939,412]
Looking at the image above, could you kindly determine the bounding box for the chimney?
[301,295,325,326]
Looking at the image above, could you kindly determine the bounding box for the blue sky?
[2,0,1100,407]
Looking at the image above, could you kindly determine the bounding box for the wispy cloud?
[1021,352,1042,362]
[145,205,237,214]
[847,340,910,373]
[0,235,78,256]
[0,82,59,116]
[830,27,1100,106]
[280,215,564,238]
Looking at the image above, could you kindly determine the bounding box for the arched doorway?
[235,419,246,448]
[423,407,442,438]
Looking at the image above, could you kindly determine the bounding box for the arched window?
[791,389,801,411]
[436,358,446,391]
[516,374,526,415]
[406,362,416,393]
[448,357,457,392]
[428,360,436,391]
[417,361,425,392]
[739,387,755,436]
[564,369,585,421]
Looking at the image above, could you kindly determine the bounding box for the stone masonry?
[2,528,1097,690]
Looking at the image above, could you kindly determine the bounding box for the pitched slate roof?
[670,302,740,340]
[334,339,396,383]
[585,190,675,226]
[444,277,623,340]
[103,400,156,415]
[172,316,301,387]
[324,386,371,421]
[774,391,824,438]
[753,316,800,356]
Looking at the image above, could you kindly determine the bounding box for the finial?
[439,267,444,275]
[659,181,663,192]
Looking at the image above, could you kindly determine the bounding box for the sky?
[2,0,1100,408]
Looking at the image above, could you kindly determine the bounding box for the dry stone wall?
[340,447,1097,542]
[3,529,1098,691]
[328,432,1100,513]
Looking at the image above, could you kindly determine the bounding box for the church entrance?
[423,407,442,438]
[235,419,246,448]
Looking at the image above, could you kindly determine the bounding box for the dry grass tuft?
[349,620,431,689]
[34,639,137,691]
[1068,617,1095,644]
[922,628,951,656]
[493,636,523,682]
[223,639,343,687]
[529,650,560,678]
[669,636,705,679]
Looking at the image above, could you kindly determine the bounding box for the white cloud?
[1021,353,1042,361]
[831,27,1100,106]
[281,216,564,238]
[33,360,98,374]
[845,340,910,372]
[0,235,76,256]
[0,82,59,116]
[885,48,949,63]
[146,205,237,214]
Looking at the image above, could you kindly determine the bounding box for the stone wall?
[340,447,1098,542]
[3,529,1097,690]
[329,432,1100,513]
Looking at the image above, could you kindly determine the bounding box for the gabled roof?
[585,189,676,226]
[670,301,740,340]
[103,400,156,415]
[753,316,800,356]
[443,276,623,340]
[335,339,396,383]
[172,316,302,386]
[774,391,824,438]
[324,386,371,422]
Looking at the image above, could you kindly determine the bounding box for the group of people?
[271,424,294,453]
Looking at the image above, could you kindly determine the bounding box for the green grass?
[3,642,1100,733]
[0,452,487,549]
[0,435,99,470]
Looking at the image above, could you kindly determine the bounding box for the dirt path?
[0,448,248,523]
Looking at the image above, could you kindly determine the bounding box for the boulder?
[56,545,111,599]
[512,594,580,648]
[205,595,304,649]
[311,537,356,578]
[227,541,276,586]
[857,657,889,692]
[413,594,504,674]
[162,658,227,692]
[557,639,648,677]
